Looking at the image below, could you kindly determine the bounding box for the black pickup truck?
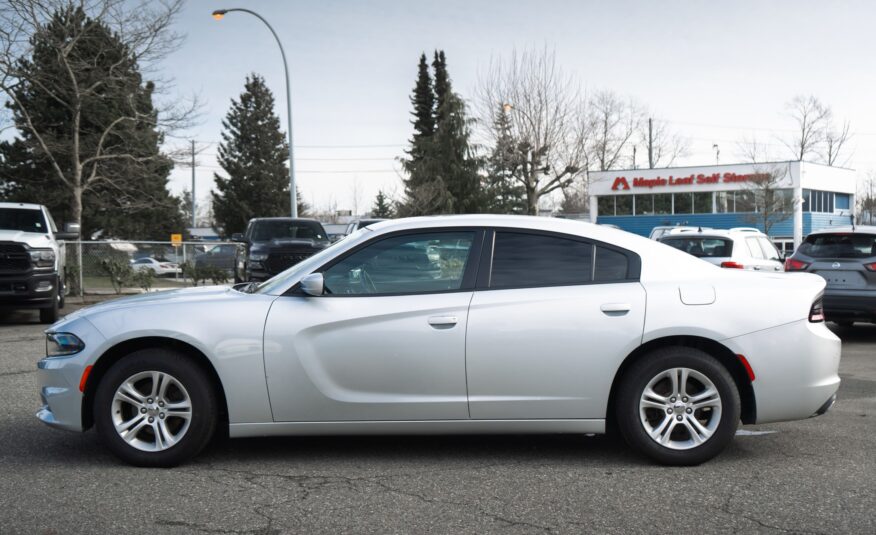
[232,218,331,283]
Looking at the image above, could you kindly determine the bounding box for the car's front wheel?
[616,347,740,465]
[94,348,218,467]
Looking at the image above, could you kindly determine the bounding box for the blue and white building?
[589,161,856,252]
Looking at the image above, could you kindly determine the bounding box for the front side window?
[322,232,475,295]
[490,232,592,288]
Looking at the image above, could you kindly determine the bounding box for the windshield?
[660,237,733,258]
[253,227,373,294]
[797,233,876,259]
[252,220,327,242]
[0,208,48,233]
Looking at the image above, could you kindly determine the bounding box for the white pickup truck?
[0,202,79,323]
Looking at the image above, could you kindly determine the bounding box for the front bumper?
[822,290,876,322]
[0,272,58,309]
[722,318,841,424]
[35,317,106,433]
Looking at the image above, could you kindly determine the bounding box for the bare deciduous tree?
[857,171,876,225]
[477,47,592,215]
[736,134,776,164]
[740,164,794,236]
[0,0,198,226]
[823,119,852,167]
[588,90,641,172]
[782,95,831,161]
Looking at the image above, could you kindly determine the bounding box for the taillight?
[720,261,744,269]
[784,258,810,271]
[865,262,876,272]
[809,298,825,323]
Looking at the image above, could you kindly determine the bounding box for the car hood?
[0,229,54,248]
[61,285,238,321]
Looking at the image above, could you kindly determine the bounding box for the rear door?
[465,230,646,420]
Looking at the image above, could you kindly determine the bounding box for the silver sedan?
[36,215,840,467]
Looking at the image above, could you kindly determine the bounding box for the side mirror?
[231,233,245,243]
[299,272,324,296]
[55,222,80,240]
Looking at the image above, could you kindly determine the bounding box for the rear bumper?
[822,291,876,321]
[722,319,841,424]
[0,272,58,309]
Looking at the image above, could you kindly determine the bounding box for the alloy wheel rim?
[111,371,192,452]
[639,367,722,450]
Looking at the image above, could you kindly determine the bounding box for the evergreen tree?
[0,6,183,239]
[399,50,482,216]
[371,190,395,218]
[484,105,526,213]
[399,52,452,216]
[212,74,307,236]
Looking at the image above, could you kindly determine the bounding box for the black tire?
[94,348,218,467]
[58,277,66,309]
[39,287,59,324]
[615,347,740,466]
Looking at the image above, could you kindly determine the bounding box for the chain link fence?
[64,241,239,296]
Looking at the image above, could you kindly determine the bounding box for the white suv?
[658,227,784,272]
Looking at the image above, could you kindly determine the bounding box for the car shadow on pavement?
[828,321,876,341]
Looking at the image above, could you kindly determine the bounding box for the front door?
[263,230,481,422]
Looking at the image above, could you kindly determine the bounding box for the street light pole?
[212,8,298,218]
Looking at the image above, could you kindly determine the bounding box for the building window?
[715,191,733,213]
[802,189,811,212]
[598,196,615,216]
[635,194,653,215]
[654,193,672,214]
[693,192,713,214]
[616,195,633,215]
[736,191,756,212]
[673,192,693,214]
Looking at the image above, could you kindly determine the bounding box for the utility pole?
[191,139,196,228]
[713,144,720,166]
[647,118,654,169]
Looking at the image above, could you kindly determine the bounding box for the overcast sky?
[164,0,876,214]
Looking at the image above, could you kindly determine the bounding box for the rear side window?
[797,233,876,258]
[594,246,628,281]
[745,237,765,259]
[756,237,781,262]
[490,232,592,288]
[660,237,733,258]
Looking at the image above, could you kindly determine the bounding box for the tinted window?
[0,208,47,233]
[594,246,629,281]
[491,232,592,288]
[797,233,876,259]
[661,237,733,258]
[323,232,474,295]
[251,221,326,241]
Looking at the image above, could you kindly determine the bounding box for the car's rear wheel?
[94,348,217,467]
[616,347,740,465]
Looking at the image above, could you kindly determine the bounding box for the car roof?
[662,227,765,239]
[0,202,43,210]
[806,225,876,236]
[250,217,322,223]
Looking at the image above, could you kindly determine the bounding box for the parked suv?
[784,226,876,326]
[659,227,784,271]
[232,218,331,283]
[0,202,79,323]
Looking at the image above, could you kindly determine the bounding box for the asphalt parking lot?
[0,302,874,534]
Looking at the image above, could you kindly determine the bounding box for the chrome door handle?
[753,266,762,271]
[428,316,458,326]
[600,303,631,315]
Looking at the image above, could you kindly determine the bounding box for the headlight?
[249,252,268,262]
[29,249,56,268]
[46,332,85,357]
